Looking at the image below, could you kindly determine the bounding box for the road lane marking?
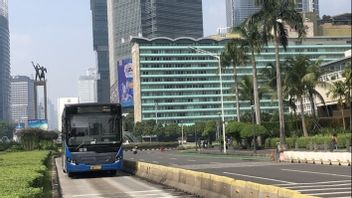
[297,187,352,192]
[307,191,352,196]
[222,172,295,184]
[187,160,196,162]
[170,158,177,160]
[72,190,166,197]
[285,183,351,189]
[152,161,159,163]
[276,179,352,186]
[280,169,352,178]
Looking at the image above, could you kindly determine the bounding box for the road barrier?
[123,160,316,198]
[283,151,351,166]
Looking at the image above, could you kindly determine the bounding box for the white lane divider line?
[152,161,159,164]
[280,169,352,178]
[170,158,177,160]
[187,160,196,162]
[297,187,352,192]
[306,191,352,196]
[223,172,295,184]
[276,179,352,186]
[72,190,166,197]
[284,182,351,189]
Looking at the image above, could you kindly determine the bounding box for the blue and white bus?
[61,103,123,176]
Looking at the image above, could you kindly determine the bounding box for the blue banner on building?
[118,58,133,107]
[28,119,48,130]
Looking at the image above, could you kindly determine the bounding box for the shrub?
[0,151,50,197]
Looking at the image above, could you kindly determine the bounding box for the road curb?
[123,160,317,198]
[52,157,62,198]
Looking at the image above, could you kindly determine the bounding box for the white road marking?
[280,169,352,178]
[297,187,352,192]
[72,190,166,197]
[222,172,295,184]
[170,158,177,160]
[152,161,159,163]
[307,191,352,196]
[187,160,196,162]
[285,183,351,189]
[276,179,352,186]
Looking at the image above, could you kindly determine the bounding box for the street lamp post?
[251,105,256,153]
[189,46,227,154]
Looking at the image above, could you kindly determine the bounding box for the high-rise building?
[107,0,203,103]
[10,76,35,126]
[226,0,320,27]
[90,0,110,103]
[131,36,350,124]
[0,0,10,121]
[47,99,58,130]
[57,97,79,131]
[78,68,98,103]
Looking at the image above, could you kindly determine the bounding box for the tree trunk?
[234,66,241,122]
[309,91,316,118]
[340,100,346,130]
[299,96,308,137]
[274,30,286,145]
[252,52,261,125]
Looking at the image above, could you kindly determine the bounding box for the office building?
[226,0,319,27]
[90,0,110,103]
[78,68,98,103]
[0,0,10,121]
[57,97,79,131]
[131,36,350,124]
[107,0,203,104]
[47,100,58,130]
[10,76,35,126]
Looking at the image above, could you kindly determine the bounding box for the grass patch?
[0,151,50,198]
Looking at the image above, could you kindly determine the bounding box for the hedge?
[265,133,352,149]
[0,151,50,197]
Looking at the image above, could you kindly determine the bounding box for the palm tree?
[342,65,351,130]
[303,60,328,118]
[284,56,310,136]
[221,39,248,122]
[233,18,263,125]
[252,0,306,145]
[327,81,348,130]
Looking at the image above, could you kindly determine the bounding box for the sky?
[9,0,352,108]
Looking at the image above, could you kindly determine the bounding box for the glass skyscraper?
[226,0,320,27]
[0,0,9,121]
[107,0,203,103]
[91,0,110,103]
[10,76,35,126]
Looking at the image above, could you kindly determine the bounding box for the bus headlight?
[115,155,123,161]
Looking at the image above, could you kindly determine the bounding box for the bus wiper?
[76,141,85,150]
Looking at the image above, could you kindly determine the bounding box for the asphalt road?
[125,149,352,198]
[55,158,196,198]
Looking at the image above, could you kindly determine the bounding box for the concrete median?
[123,160,316,198]
[283,151,351,166]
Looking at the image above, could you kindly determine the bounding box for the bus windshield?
[67,113,120,146]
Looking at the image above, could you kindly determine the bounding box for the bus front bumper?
[66,160,123,173]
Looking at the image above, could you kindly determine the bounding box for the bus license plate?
[90,165,102,170]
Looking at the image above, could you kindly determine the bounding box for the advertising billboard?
[118,58,133,107]
[28,119,48,130]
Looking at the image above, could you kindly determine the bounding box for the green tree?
[342,65,351,131]
[284,56,327,137]
[327,81,348,130]
[0,121,15,139]
[226,121,246,144]
[164,123,180,141]
[233,18,264,125]
[221,39,248,122]
[252,0,305,145]
[203,120,216,140]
